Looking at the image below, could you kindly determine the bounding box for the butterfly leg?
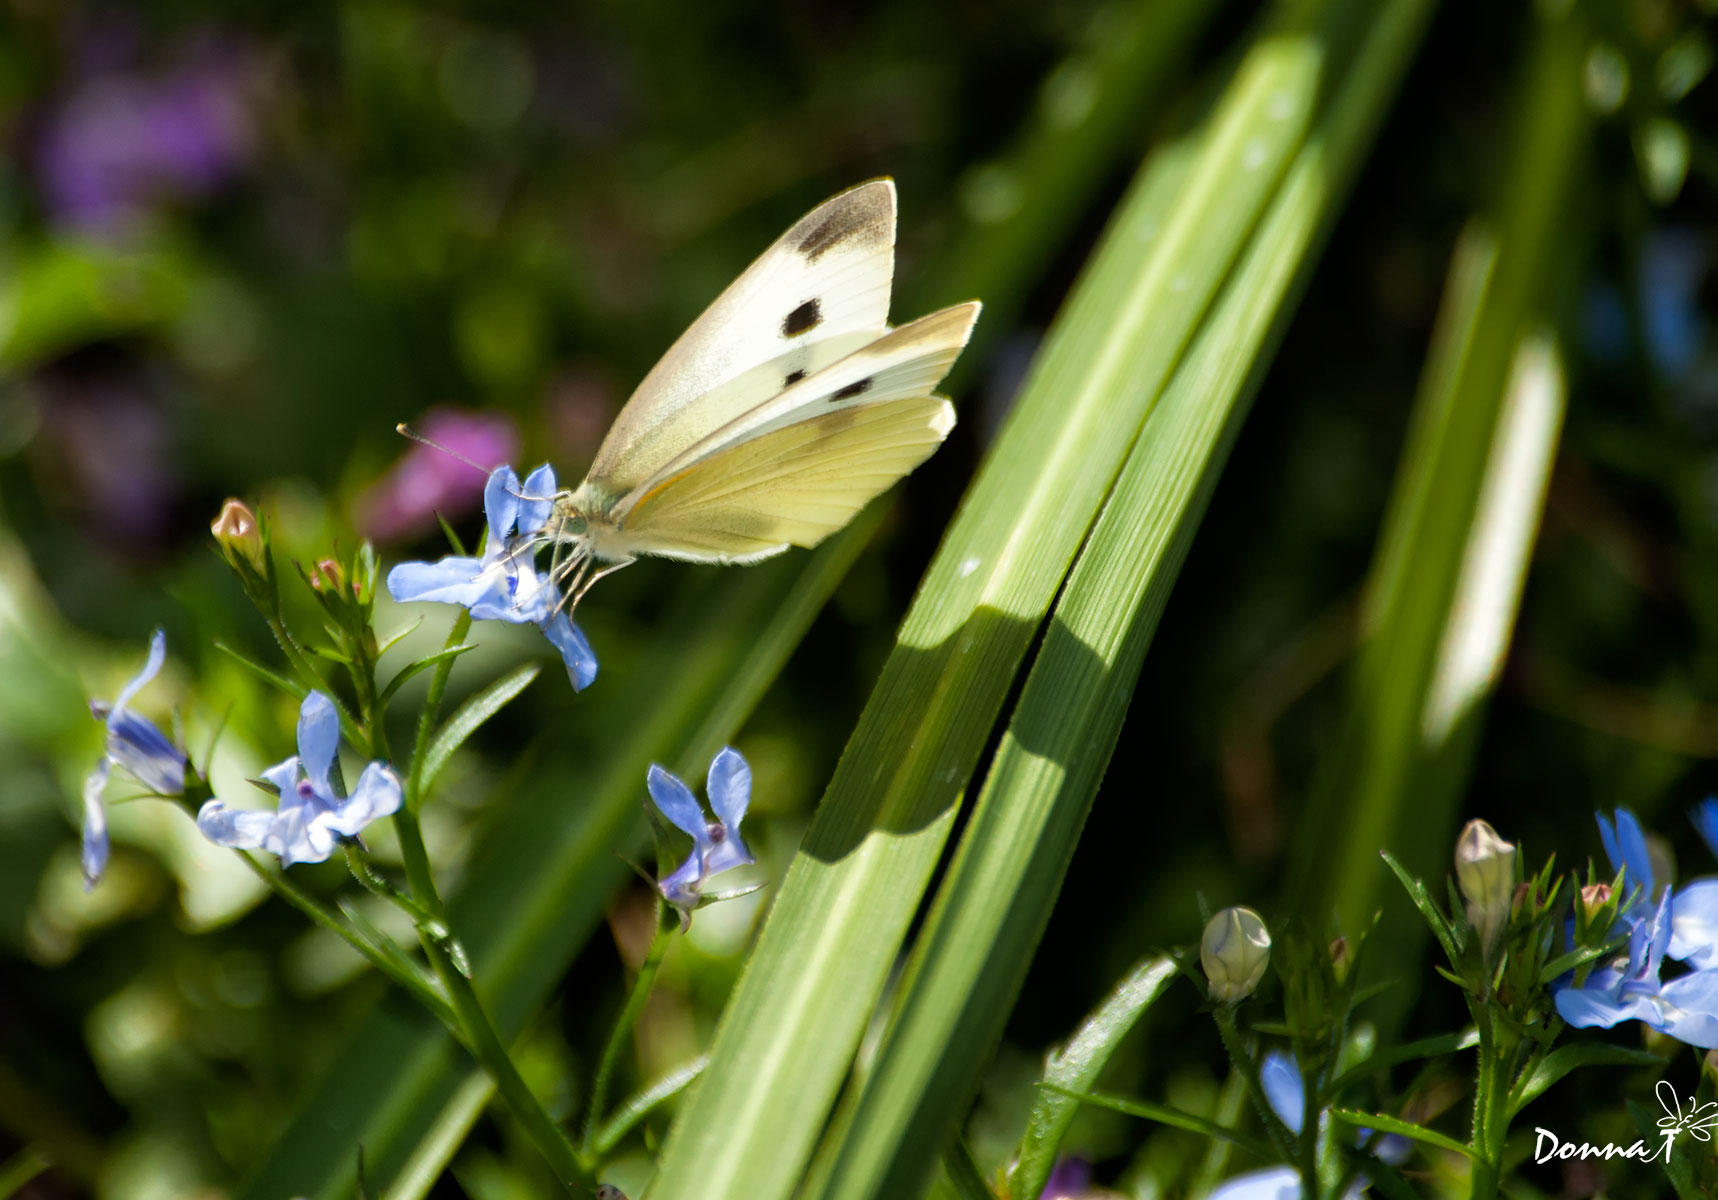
[571,557,635,607]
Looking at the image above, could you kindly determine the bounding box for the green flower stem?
[1212,1006,1299,1168]
[583,909,676,1157]
[233,848,457,1031]
[394,805,593,1192]
[386,610,593,1192]
[343,844,445,934]
[1466,1009,1518,1200]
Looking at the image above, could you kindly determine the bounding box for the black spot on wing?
[782,299,821,337]
[784,369,807,386]
[831,378,872,402]
[796,210,867,261]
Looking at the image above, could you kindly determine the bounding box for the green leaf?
[1291,5,1587,1035]
[1327,1109,1474,1159]
[1379,851,1459,966]
[651,13,1365,1192]
[379,644,478,710]
[1629,1098,1701,1199]
[802,0,1440,1190]
[1330,1028,1477,1089]
[593,1057,708,1158]
[418,663,541,796]
[1509,1044,1666,1116]
[1039,1084,1274,1161]
[1537,939,1624,987]
[1009,956,1176,1199]
[213,639,307,699]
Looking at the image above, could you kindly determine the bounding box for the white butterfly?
[546,178,980,603]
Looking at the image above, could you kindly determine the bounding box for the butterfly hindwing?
[586,180,898,494]
[618,395,957,562]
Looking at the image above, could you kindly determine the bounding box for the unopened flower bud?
[311,558,346,593]
[211,499,264,571]
[1329,935,1352,985]
[1580,882,1613,911]
[1202,906,1271,1005]
[1456,819,1515,957]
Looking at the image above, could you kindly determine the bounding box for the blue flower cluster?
[197,691,401,866]
[1552,806,1718,1048]
[386,464,597,691]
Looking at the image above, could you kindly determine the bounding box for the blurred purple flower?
[35,35,257,235]
[357,409,520,543]
[84,629,186,888]
[1038,1156,1091,1199]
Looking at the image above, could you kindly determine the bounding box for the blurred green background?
[0,0,1714,1196]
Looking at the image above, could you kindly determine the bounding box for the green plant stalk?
[1466,1009,1520,1200]
[234,848,457,1032]
[387,612,592,1190]
[1214,1007,1301,1168]
[393,806,592,1192]
[581,911,675,1157]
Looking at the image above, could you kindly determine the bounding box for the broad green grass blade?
[805,5,1439,1192]
[1010,957,1177,1199]
[1293,6,1589,1008]
[239,531,872,1199]
[649,31,1336,1200]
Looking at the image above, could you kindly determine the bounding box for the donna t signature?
[1534,1080,1717,1164]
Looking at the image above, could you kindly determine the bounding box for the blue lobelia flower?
[196,691,401,867]
[646,747,754,918]
[385,463,597,690]
[1554,886,1718,1048]
[1594,808,1718,970]
[83,628,187,888]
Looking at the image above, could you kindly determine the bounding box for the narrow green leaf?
[935,1140,992,1200]
[593,1058,708,1158]
[1537,941,1623,987]
[1009,956,1176,1198]
[1327,1109,1474,1159]
[1041,1085,1274,1161]
[1330,1028,1477,1089]
[806,0,1439,1191]
[1293,3,1590,1034]
[1379,852,1459,965]
[213,639,306,699]
[653,25,1338,1196]
[1509,1044,1666,1117]
[418,663,540,797]
[379,644,476,709]
[1629,1099,1701,1199]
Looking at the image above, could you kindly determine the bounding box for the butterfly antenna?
[395,423,496,477]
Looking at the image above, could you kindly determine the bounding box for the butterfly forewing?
[618,395,957,562]
[613,301,980,525]
[585,180,898,494]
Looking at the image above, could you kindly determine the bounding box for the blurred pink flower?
[357,409,520,543]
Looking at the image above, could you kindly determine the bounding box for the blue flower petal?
[518,464,557,535]
[296,692,341,795]
[326,762,403,837]
[259,755,301,798]
[658,849,706,908]
[263,802,337,866]
[1554,975,1656,1030]
[1260,1051,1305,1135]
[82,758,110,889]
[387,556,494,606]
[703,828,753,877]
[707,747,751,832]
[106,710,186,794]
[113,627,167,713]
[483,466,523,544]
[195,799,275,850]
[541,611,598,690]
[1694,798,1718,864]
[1598,809,1655,902]
[1657,970,1718,1049]
[1209,1166,1301,1200]
[1671,879,1718,970]
[648,765,710,845]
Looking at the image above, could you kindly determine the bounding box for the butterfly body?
[546,179,979,590]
